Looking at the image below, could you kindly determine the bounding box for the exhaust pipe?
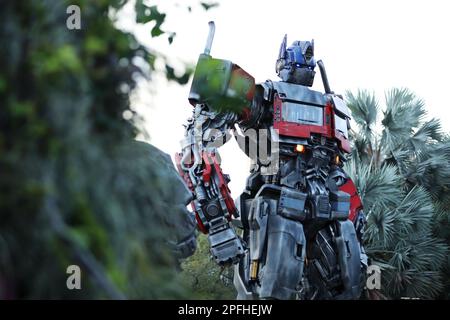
[203,21,215,55]
[317,60,333,94]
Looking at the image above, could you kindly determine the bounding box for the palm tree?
[344,88,449,299]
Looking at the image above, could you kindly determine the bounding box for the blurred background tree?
[0,0,219,299]
[345,88,450,299]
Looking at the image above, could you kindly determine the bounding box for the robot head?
[276,35,316,86]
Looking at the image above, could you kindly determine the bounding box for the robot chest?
[271,86,351,153]
[273,94,333,139]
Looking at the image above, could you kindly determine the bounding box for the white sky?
[117,0,450,198]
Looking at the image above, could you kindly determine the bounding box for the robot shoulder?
[269,80,328,106]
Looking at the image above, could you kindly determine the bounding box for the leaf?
[167,32,176,45]
[151,26,164,37]
[345,89,378,138]
[135,1,166,37]
[200,2,220,11]
[410,118,443,148]
[165,64,193,85]
[381,88,426,153]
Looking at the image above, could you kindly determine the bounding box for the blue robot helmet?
[276,35,316,86]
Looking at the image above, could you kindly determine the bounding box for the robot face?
[276,36,316,86]
[287,40,315,68]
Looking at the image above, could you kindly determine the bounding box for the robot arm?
[175,103,245,265]
[174,21,257,266]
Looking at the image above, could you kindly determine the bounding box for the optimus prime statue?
[175,22,367,300]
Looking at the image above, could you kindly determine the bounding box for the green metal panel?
[188,54,254,114]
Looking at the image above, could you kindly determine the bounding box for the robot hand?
[207,220,245,266]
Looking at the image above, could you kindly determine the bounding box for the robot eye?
[305,46,313,61]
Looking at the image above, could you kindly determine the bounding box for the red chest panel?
[273,93,351,153]
[273,93,332,139]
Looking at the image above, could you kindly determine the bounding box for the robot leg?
[306,220,362,299]
[234,191,306,300]
[258,213,306,299]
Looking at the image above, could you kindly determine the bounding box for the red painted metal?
[208,152,237,219]
[334,130,351,153]
[273,94,332,139]
[202,152,212,185]
[339,178,363,222]
[175,152,208,233]
[273,96,352,154]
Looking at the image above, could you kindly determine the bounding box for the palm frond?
[346,87,449,299]
[345,161,401,211]
[410,118,443,147]
[345,89,378,142]
[381,88,426,153]
[365,206,398,247]
[391,186,433,237]
[402,143,450,201]
[348,129,371,164]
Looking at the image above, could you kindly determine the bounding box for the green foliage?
[180,235,236,299]
[200,2,220,11]
[346,89,378,140]
[135,1,166,37]
[166,64,193,85]
[0,0,200,299]
[381,88,426,154]
[345,88,450,299]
